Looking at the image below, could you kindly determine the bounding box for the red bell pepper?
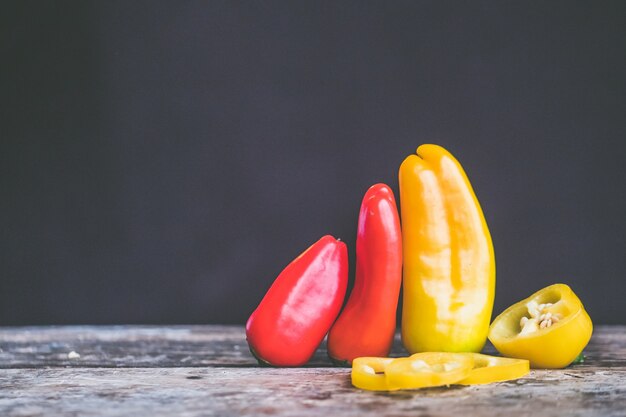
[327,184,402,365]
[246,235,348,366]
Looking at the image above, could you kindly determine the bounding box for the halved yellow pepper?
[456,353,529,385]
[384,352,474,390]
[351,357,396,391]
[488,283,593,369]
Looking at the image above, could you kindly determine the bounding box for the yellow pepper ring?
[351,357,396,391]
[456,353,529,385]
[385,352,474,390]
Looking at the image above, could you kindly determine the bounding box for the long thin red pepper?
[246,235,348,366]
[327,184,402,365]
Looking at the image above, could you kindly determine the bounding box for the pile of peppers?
[245,144,593,390]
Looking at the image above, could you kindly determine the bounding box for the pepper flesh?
[399,144,495,353]
[245,235,348,366]
[456,353,529,385]
[385,352,474,390]
[488,283,593,369]
[328,184,402,365]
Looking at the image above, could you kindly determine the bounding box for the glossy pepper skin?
[246,235,348,366]
[327,184,402,365]
[399,144,495,353]
[488,283,593,368]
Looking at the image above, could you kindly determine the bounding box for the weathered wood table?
[0,325,624,416]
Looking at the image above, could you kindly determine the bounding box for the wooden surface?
[0,325,624,416]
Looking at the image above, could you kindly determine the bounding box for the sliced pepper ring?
[456,353,529,385]
[385,352,474,390]
[351,357,396,391]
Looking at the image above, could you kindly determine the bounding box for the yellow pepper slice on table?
[351,353,529,391]
[488,283,593,369]
[351,357,396,391]
[456,353,529,385]
[399,144,495,353]
[385,352,474,390]
[352,353,475,391]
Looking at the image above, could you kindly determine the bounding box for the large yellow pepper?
[399,144,495,353]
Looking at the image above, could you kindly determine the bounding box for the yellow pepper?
[385,352,474,390]
[351,353,529,391]
[456,353,529,385]
[488,283,593,369]
[398,144,495,353]
[351,357,396,391]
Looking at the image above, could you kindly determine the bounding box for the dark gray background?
[2,1,625,325]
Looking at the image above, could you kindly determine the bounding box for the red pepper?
[246,235,348,366]
[327,184,402,365]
